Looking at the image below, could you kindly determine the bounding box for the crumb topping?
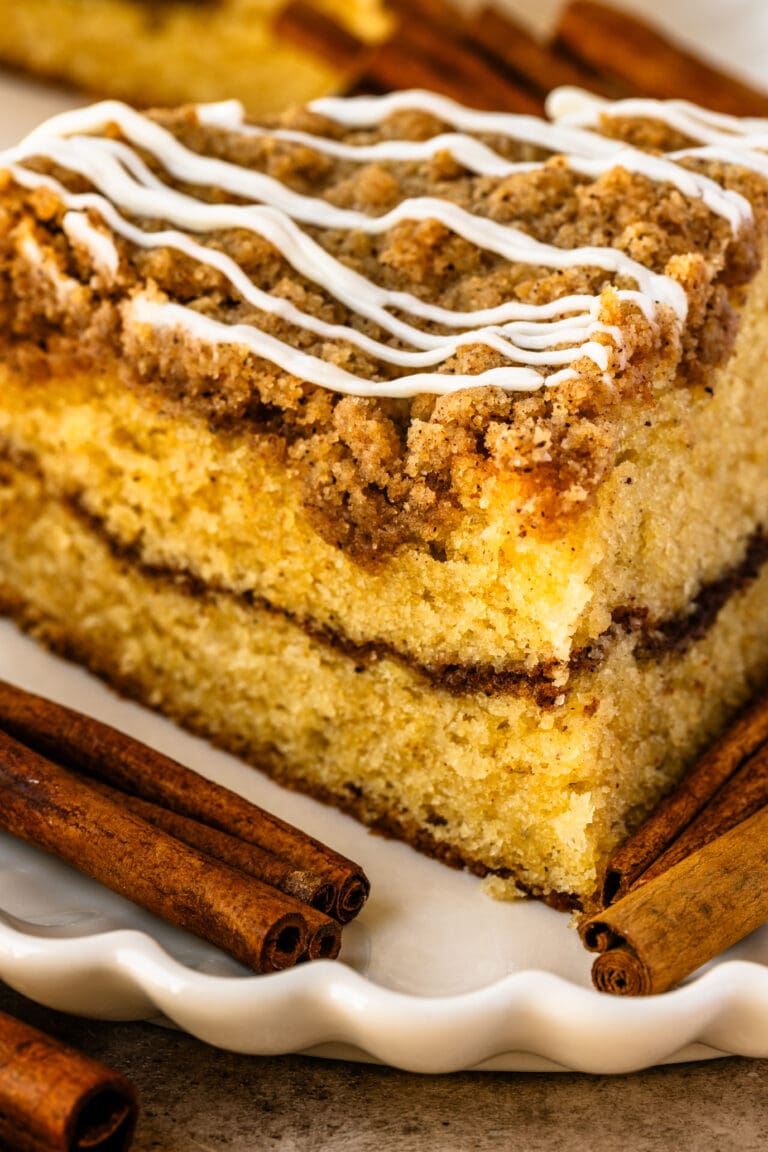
[0,98,766,561]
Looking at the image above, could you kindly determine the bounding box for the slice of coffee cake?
[2,91,768,903]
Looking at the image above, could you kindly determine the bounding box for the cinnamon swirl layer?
[3,293,768,675]
[24,472,768,706]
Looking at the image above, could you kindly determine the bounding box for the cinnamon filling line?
[13,465,760,705]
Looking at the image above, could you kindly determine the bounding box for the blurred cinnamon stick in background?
[275,0,541,111]
[388,7,543,112]
[554,0,768,115]
[465,5,620,100]
[276,0,768,117]
[386,0,617,101]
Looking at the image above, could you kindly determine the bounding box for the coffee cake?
[2,90,768,902]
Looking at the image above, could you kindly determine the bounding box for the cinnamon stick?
[0,727,311,973]
[275,0,541,113]
[82,777,342,959]
[390,14,544,114]
[472,7,623,99]
[0,1008,138,1152]
[382,0,548,110]
[273,1,364,74]
[599,689,768,905]
[382,0,454,27]
[0,679,369,923]
[581,804,768,995]
[385,0,612,101]
[555,0,768,117]
[632,745,768,892]
[83,776,335,914]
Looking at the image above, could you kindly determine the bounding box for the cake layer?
[3,456,768,900]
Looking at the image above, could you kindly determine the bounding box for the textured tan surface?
[1,985,766,1151]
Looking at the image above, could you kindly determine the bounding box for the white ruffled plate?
[2,623,768,1073]
[2,0,768,1070]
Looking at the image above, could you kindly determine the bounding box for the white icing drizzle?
[62,210,120,278]
[547,89,768,143]
[6,89,758,400]
[128,293,582,397]
[205,95,749,231]
[548,88,768,184]
[10,163,626,376]
[673,144,768,182]
[545,88,609,128]
[197,98,541,178]
[8,108,688,318]
[309,90,623,156]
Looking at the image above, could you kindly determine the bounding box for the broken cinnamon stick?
[582,804,768,995]
[0,726,311,973]
[0,679,369,923]
[0,1008,138,1152]
[555,1,768,117]
[599,688,768,905]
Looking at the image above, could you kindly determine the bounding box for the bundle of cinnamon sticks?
[581,691,768,995]
[0,679,369,975]
[275,0,768,116]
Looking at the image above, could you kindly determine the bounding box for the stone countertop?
[2,985,766,1152]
